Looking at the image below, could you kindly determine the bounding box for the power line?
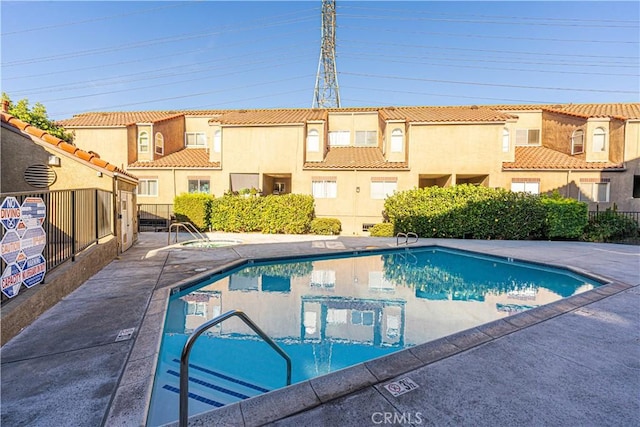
[339,72,637,94]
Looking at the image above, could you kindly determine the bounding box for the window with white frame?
[593,127,606,152]
[312,178,337,198]
[188,178,210,194]
[138,131,149,153]
[137,178,158,196]
[355,130,377,146]
[351,310,374,326]
[579,179,610,202]
[213,130,221,153]
[185,132,207,147]
[370,178,397,200]
[502,128,510,152]
[391,128,404,152]
[154,132,164,155]
[515,129,540,146]
[571,129,584,154]
[511,179,540,195]
[310,270,335,288]
[328,130,350,146]
[307,129,319,152]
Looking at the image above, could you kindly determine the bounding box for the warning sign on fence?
[0,196,47,298]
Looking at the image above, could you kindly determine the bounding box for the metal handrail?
[396,232,419,246]
[179,309,292,427]
[168,222,209,245]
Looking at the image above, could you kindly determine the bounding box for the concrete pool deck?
[1,232,638,426]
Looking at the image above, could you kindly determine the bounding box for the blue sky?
[1,1,638,120]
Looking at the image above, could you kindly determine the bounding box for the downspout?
[112,172,120,254]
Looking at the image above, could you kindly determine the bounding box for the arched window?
[571,129,584,155]
[213,130,222,153]
[138,131,149,153]
[391,128,403,153]
[154,132,164,155]
[307,129,319,152]
[502,128,510,152]
[593,127,606,152]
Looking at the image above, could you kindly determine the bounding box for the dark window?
[633,175,640,198]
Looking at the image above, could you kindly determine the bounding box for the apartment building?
[59,103,640,235]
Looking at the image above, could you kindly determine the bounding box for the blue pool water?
[147,247,601,425]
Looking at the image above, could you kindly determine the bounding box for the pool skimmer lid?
[115,328,135,342]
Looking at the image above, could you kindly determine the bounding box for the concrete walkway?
[1,233,638,426]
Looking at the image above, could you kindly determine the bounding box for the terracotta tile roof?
[218,109,327,125]
[379,106,516,122]
[128,148,220,168]
[58,111,206,127]
[503,146,624,170]
[1,111,137,180]
[491,103,640,120]
[304,147,409,170]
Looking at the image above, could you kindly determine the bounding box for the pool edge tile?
[364,348,424,382]
[309,363,378,403]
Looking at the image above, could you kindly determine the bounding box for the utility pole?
[313,0,340,108]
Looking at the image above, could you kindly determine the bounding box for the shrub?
[174,193,214,231]
[209,193,314,234]
[384,184,546,240]
[583,209,639,242]
[541,193,588,239]
[310,217,342,235]
[369,223,395,237]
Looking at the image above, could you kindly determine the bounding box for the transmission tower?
[313,0,340,108]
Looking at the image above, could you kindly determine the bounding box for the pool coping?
[104,241,633,426]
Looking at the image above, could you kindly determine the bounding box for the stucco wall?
[70,127,130,170]
[542,111,586,155]
[154,116,185,158]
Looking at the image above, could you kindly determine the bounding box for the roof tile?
[503,146,624,170]
[128,148,220,168]
[1,111,137,180]
[304,147,408,170]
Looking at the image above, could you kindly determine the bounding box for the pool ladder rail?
[396,232,419,246]
[168,222,210,245]
[179,309,292,427]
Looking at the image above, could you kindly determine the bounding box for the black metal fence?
[588,210,640,225]
[138,204,174,231]
[1,189,113,287]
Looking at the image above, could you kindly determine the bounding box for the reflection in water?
[148,247,600,426]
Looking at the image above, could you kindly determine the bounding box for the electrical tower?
[313,0,340,108]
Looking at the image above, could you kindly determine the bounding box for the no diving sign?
[383,377,420,397]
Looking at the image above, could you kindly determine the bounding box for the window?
[310,270,335,288]
[307,129,319,152]
[355,130,377,146]
[633,175,640,198]
[579,179,610,202]
[138,131,149,153]
[312,178,337,198]
[502,128,510,152]
[154,132,164,155]
[515,129,540,146]
[571,129,584,154]
[593,127,606,152]
[391,128,404,153]
[274,182,285,194]
[371,178,397,200]
[185,132,207,147]
[326,309,348,324]
[351,310,374,326]
[511,180,540,195]
[213,130,221,153]
[186,302,207,317]
[328,130,350,146]
[138,179,158,196]
[188,179,210,193]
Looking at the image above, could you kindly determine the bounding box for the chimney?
[2,100,9,113]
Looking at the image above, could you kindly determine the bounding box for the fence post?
[94,189,99,243]
[71,190,76,262]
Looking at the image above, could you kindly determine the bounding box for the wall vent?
[24,164,56,188]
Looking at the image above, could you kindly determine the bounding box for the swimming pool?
[147,246,602,425]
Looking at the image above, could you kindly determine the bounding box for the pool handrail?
[179,309,292,427]
[168,222,209,245]
[396,232,419,246]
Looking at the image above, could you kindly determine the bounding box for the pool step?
[161,359,270,410]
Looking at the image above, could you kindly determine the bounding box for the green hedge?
[174,193,214,231]
[583,209,640,242]
[541,194,588,239]
[310,218,342,235]
[369,223,395,237]
[384,185,546,240]
[209,193,314,234]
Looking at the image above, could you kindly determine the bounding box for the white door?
[120,191,134,252]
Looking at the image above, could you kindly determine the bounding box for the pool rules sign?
[1,196,47,298]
